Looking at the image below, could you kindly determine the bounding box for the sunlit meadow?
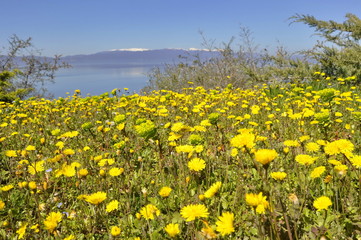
[1,73,361,239]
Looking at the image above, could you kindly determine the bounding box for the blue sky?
[1,0,360,56]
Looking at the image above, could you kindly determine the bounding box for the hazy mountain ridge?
[62,48,220,66]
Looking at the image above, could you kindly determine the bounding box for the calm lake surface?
[45,63,160,98]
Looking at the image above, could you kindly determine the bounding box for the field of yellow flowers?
[1,74,361,239]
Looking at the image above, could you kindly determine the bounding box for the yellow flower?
[283,140,300,147]
[51,129,61,136]
[63,234,75,240]
[0,184,14,192]
[28,160,45,175]
[180,204,209,221]
[328,159,341,166]
[176,145,194,153]
[30,224,39,233]
[159,187,172,197]
[231,148,239,157]
[350,155,361,168]
[134,120,156,139]
[245,192,269,214]
[310,166,326,179]
[63,148,75,155]
[187,158,206,172]
[28,181,37,190]
[254,149,278,165]
[216,212,235,236]
[324,139,354,155]
[305,142,320,152]
[230,133,255,149]
[5,150,17,157]
[139,204,160,220]
[109,167,124,176]
[270,172,287,181]
[110,226,121,236]
[59,131,79,138]
[84,192,107,205]
[16,223,28,239]
[55,141,64,149]
[0,200,5,210]
[200,119,212,126]
[44,212,62,232]
[204,182,222,198]
[171,122,187,132]
[313,196,332,211]
[299,135,310,142]
[25,145,36,151]
[164,223,180,237]
[295,154,317,165]
[78,168,89,177]
[106,200,119,212]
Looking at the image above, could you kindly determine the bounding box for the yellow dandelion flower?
[230,133,255,149]
[305,142,320,152]
[28,181,37,190]
[62,164,76,177]
[44,212,62,232]
[0,184,14,192]
[180,204,209,221]
[231,148,239,157]
[313,196,332,211]
[16,223,28,239]
[164,223,180,237]
[106,200,119,212]
[63,148,75,155]
[295,154,317,165]
[350,155,361,168]
[84,192,107,205]
[176,145,194,153]
[25,145,36,151]
[270,172,287,181]
[0,200,5,210]
[216,212,235,236]
[299,135,311,142]
[283,140,300,147]
[5,150,17,157]
[188,158,206,172]
[78,168,88,177]
[324,139,354,155]
[63,234,75,240]
[204,182,222,198]
[171,122,186,132]
[55,141,64,149]
[254,149,278,165]
[28,160,45,175]
[310,166,326,179]
[328,159,341,166]
[159,187,172,197]
[109,167,124,176]
[110,226,121,236]
[139,204,160,220]
[245,192,269,214]
[30,224,39,233]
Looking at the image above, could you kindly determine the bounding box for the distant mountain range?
[61,48,220,66]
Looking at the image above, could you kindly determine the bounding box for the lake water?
[45,63,160,98]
